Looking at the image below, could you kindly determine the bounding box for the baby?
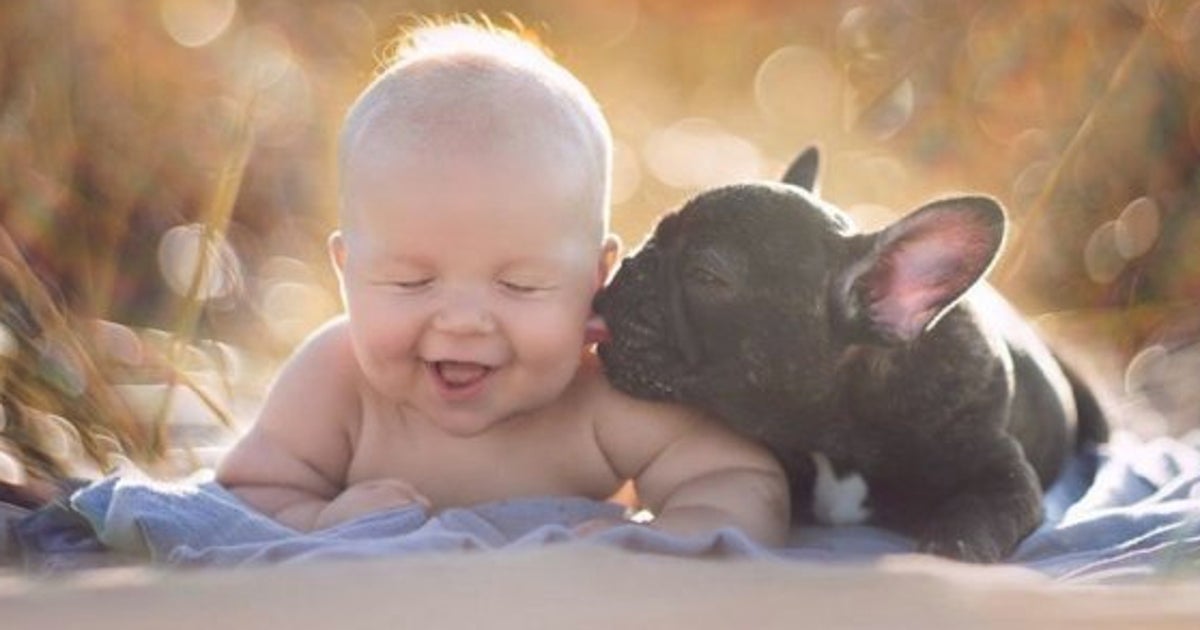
[216,21,788,545]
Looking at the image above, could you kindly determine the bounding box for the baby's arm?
[217,318,416,531]
[593,377,790,546]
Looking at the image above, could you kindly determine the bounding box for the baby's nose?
[431,295,496,335]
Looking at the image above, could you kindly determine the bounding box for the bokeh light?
[835,3,916,82]
[257,256,339,347]
[1084,221,1125,285]
[29,412,81,461]
[611,139,643,206]
[1010,160,1055,210]
[157,224,244,302]
[5,0,1200,462]
[0,322,16,359]
[1126,343,1170,394]
[1114,196,1161,260]
[232,24,301,92]
[850,78,914,141]
[260,282,339,347]
[1125,340,1200,434]
[754,46,840,128]
[159,0,238,48]
[0,443,25,485]
[643,118,763,190]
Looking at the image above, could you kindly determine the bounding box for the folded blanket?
[7,432,1200,583]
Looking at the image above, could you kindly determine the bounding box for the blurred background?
[2,0,1199,481]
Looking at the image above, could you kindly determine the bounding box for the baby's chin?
[420,408,509,438]
[404,366,578,434]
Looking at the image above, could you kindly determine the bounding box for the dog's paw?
[916,505,1011,563]
[913,481,1039,564]
[917,529,1005,564]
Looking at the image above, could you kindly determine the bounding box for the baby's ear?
[328,231,347,276]
[598,233,622,286]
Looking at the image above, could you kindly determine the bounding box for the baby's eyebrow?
[365,254,431,273]
[499,259,559,275]
[371,246,431,263]
[503,252,588,271]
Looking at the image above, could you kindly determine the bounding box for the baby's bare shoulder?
[581,353,780,474]
[582,357,702,466]
[217,317,362,497]
[273,316,364,430]
[292,316,358,371]
[576,353,699,432]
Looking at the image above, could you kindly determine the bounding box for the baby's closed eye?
[389,278,434,290]
[497,277,557,295]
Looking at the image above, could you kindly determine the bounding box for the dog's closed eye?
[682,250,743,299]
[684,265,728,288]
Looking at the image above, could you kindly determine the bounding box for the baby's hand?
[313,478,431,530]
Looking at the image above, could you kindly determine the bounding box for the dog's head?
[594,147,1006,425]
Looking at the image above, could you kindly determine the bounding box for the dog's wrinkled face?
[594,182,858,424]
[595,145,1005,445]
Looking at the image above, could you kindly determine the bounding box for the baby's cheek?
[350,298,422,371]
[510,304,588,363]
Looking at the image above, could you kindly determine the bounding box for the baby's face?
[333,137,611,436]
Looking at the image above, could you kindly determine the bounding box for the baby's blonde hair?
[381,15,551,71]
[338,17,612,238]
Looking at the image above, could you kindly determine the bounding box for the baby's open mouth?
[431,360,493,389]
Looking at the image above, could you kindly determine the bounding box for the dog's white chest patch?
[811,452,872,526]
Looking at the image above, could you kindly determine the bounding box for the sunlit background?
[2,0,1200,482]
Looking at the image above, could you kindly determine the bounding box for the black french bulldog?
[594,147,1108,562]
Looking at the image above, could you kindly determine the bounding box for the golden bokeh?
[4,0,1200,482]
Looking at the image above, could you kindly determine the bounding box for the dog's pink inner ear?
[860,206,1001,342]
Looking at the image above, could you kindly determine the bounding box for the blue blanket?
[8,432,1200,583]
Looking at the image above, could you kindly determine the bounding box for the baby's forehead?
[338,39,611,237]
[345,55,597,164]
[344,87,598,208]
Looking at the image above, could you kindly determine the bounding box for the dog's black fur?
[594,147,1108,562]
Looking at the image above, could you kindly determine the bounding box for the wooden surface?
[3,547,1199,629]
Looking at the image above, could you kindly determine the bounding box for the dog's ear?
[782,146,820,193]
[835,196,1005,343]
